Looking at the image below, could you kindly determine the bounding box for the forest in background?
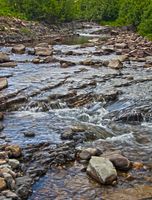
[0,0,152,39]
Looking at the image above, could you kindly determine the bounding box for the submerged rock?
[87,156,117,184]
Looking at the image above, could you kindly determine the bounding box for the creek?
[0,24,152,200]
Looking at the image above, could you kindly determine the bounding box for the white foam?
[105,132,134,143]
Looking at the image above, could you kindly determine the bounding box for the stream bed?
[0,24,152,200]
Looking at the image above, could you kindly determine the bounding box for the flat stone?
[0,78,8,90]
[87,156,117,184]
[0,52,10,63]
[35,47,53,56]
[0,62,17,68]
[0,177,7,191]
[12,44,25,54]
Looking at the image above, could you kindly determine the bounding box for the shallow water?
[0,25,152,200]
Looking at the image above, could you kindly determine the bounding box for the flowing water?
[0,24,152,200]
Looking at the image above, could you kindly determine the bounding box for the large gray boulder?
[87,156,117,184]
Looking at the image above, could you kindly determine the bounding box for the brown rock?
[60,60,76,68]
[102,151,131,170]
[0,61,17,68]
[117,55,128,62]
[0,78,8,90]
[0,177,7,191]
[108,59,123,69]
[12,44,25,54]
[0,159,7,165]
[5,145,22,158]
[132,162,144,170]
[32,58,40,64]
[35,47,53,56]
[0,112,3,120]
[0,52,10,63]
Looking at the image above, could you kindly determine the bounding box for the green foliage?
[0,0,151,38]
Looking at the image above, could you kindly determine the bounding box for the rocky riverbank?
[0,18,152,199]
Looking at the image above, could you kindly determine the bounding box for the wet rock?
[8,159,20,170]
[36,42,49,48]
[0,52,10,63]
[102,45,115,54]
[12,44,25,54]
[108,59,123,69]
[61,128,73,140]
[16,184,31,200]
[34,47,53,56]
[117,55,128,62]
[60,60,76,68]
[102,152,131,170]
[0,168,16,179]
[132,162,144,170]
[0,62,17,68]
[32,56,55,64]
[0,177,7,191]
[78,148,102,160]
[115,110,143,123]
[0,112,4,120]
[0,123,4,131]
[1,190,18,199]
[2,173,15,190]
[23,131,35,137]
[78,113,90,122]
[115,43,127,49]
[27,48,35,55]
[0,78,8,90]
[0,152,8,159]
[5,145,22,158]
[87,156,117,184]
[32,57,40,64]
[0,159,7,165]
